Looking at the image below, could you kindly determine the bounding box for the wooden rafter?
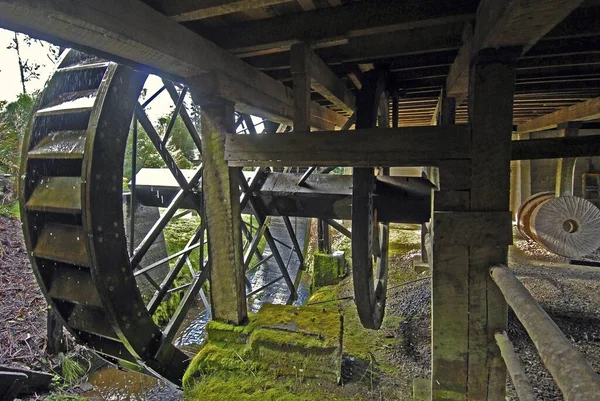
[291,43,356,115]
[517,97,600,133]
[0,0,347,130]
[446,0,586,101]
[224,125,471,167]
[144,0,293,21]
[191,0,475,56]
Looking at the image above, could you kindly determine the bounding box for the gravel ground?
[3,215,599,400]
[379,228,600,400]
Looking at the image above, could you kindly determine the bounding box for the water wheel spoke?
[130,165,203,268]
[163,81,202,153]
[161,86,188,147]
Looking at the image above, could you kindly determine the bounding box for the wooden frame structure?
[3,0,600,398]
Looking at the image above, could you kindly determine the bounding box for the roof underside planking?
[1,0,599,131]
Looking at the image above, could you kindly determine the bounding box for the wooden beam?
[224,125,471,167]
[0,0,346,130]
[192,0,475,55]
[245,22,465,70]
[291,43,356,114]
[446,0,585,98]
[290,44,312,131]
[467,50,516,400]
[195,99,247,324]
[146,0,293,21]
[517,97,600,133]
[296,0,315,11]
[511,135,600,160]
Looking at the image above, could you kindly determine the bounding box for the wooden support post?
[431,85,469,401]
[467,49,517,401]
[318,219,331,254]
[291,43,312,133]
[432,50,516,401]
[291,43,334,254]
[555,122,581,196]
[195,97,247,324]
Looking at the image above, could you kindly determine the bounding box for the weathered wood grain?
[225,125,471,167]
[517,97,600,133]
[446,0,585,98]
[0,0,347,130]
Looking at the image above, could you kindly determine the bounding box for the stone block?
[312,250,346,289]
[248,303,343,383]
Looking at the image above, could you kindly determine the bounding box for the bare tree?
[6,32,41,94]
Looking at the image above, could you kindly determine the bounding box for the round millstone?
[530,196,600,258]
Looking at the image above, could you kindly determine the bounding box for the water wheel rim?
[19,50,205,385]
[352,70,389,330]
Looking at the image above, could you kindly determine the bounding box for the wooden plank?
[446,0,585,98]
[431,241,469,400]
[0,366,53,395]
[467,50,516,401]
[431,76,469,401]
[433,190,470,212]
[189,70,344,130]
[195,99,247,324]
[433,212,513,247]
[517,97,600,133]
[245,22,465,70]
[291,43,356,115]
[192,0,475,56]
[413,377,432,401]
[511,135,600,160]
[296,0,315,11]
[290,43,312,132]
[439,160,470,190]
[0,0,346,130]
[225,125,471,167]
[145,0,294,21]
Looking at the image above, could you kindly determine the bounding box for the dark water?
[85,217,310,400]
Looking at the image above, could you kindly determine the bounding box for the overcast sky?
[0,28,172,122]
[0,27,262,131]
[0,28,57,102]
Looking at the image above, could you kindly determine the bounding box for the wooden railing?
[489,265,600,401]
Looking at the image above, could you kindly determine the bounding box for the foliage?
[0,201,19,218]
[59,353,86,386]
[123,115,198,184]
[0,93,35,176]
[152,215,206,327]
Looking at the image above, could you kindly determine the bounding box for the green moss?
[185,371,356,401]
[206,320,248,344]
[0,200,19,218]
[311,252,346,289]
[387,227,421,255]
[185,304,343,390]
[306,285,339,305]
[183,343,264,387]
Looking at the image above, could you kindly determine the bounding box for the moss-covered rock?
[183,304,343,389]
[312,251,346,289]
[206,320,249,344]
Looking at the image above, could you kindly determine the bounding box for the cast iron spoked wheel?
[19,49,209,385]
[352,70,390,330]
